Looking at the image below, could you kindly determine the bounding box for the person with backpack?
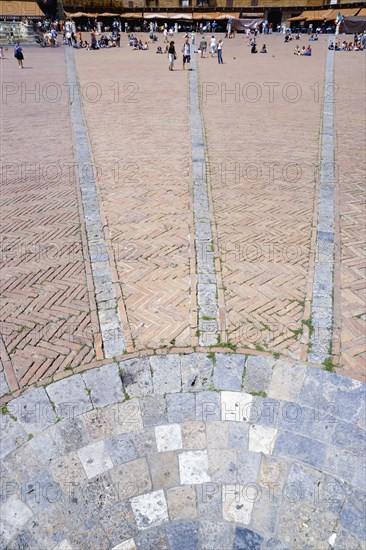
[14,43,24,68]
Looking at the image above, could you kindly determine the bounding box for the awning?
[143,13,168,19]
[288,9,334,22]
[216,12,240,20]
[120,12,143,18]
[328,8,359,19]
[305,9,333,20]
[169,13,193,20]
[0,0,44,16]
[192,12,224,20]
[100,12,117,17]
[64,12,99,17]
[357,8,366,16]
[288,12,307,21]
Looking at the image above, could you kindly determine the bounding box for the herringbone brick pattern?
[334,54,366,381]
[199,35,327,356]
[74,48,193,350]
[0,48,98,389]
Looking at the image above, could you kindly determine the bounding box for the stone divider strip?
[308,42,336,364]
[189,48,219,347]
[64,47,125,358]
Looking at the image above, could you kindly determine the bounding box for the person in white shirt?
[210,35,216,57]
[217,39,223,64]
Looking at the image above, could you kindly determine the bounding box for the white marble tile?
[179,450,211,484]
[77,440,113,479]
[221,392,252,422]
[155,424,183,452]
[249,424,278,455]
[130,489,168,530]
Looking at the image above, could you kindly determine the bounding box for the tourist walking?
[182,37,191,70]
[217,39,223,63]
[14,43,24,68]
[168,40,176,70]
[199,36,207,57]
[210,35,216,57]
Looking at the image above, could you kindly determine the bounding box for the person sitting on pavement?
[303,45,312,56]
[251,39,257,53]
[294,45,301,55]
[260,44,267,53]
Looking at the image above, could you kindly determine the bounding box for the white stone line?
[64,48,125,357]
[308,41,335,363]
[189,47,219,346]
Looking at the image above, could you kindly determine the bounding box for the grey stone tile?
[120,357,153,398]
[135,527,169,550]
[299,367,365,423]
[155,424,182,452]
[236,450,261,484]
[181,422,206,450]
[27,508,70,548]
[251,487,279,539]
[179,450,210,484]
[196,483,222,520]
[317,473,348,514]
[273,431,326,470]
[82,363,124,407]
[268,361,306,402]
[48,451,88,491]
[131,427,157,456]
[339,489,366,540]
[106,433,139,466]
[265,538,291,550]
[196,392,221,422]
[109,458,152,499]
[285,462,322,503]
[0,414,28,460]
[249,396,281,428]
[166,486,197,520]
[82,473,121,516]
[276,502,337,549]
[243,355,275,394]
[150,355,181,394]
[28,432,59,465]
[206,421,229,449]
[333,526,364,550]
[50,417,90,455]
[140,395,168,427]
[352,457,366,492]
[259,455,289,491]
[166,521,199,550]
[3,444,44,484]
[5,530,39,550]
[98,501,138,547]
[208,449,237,483]
[68,526,111,549]
[213,353,245,391]
[277,404,337,444]
[149,451,180,490]
[166,393,196,423]
[20,470,57,514]
[0,494,33,532]
[7,387,56,435]
[46,375,92,420]
[332,421,366,456]
[198,521,234,550]
[323,447,356,483]
[233,527,264,550]
[181,353,213,392]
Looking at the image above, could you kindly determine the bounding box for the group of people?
[166,34,224,70]
[328,40,365,51]
[294,45,312,56]
[246,38,268,53]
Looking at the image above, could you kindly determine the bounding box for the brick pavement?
[333,53,366,382]
[74,44,194,351]
[198,34,330,358]
[0,47,101,391]
[0,35,365,395]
